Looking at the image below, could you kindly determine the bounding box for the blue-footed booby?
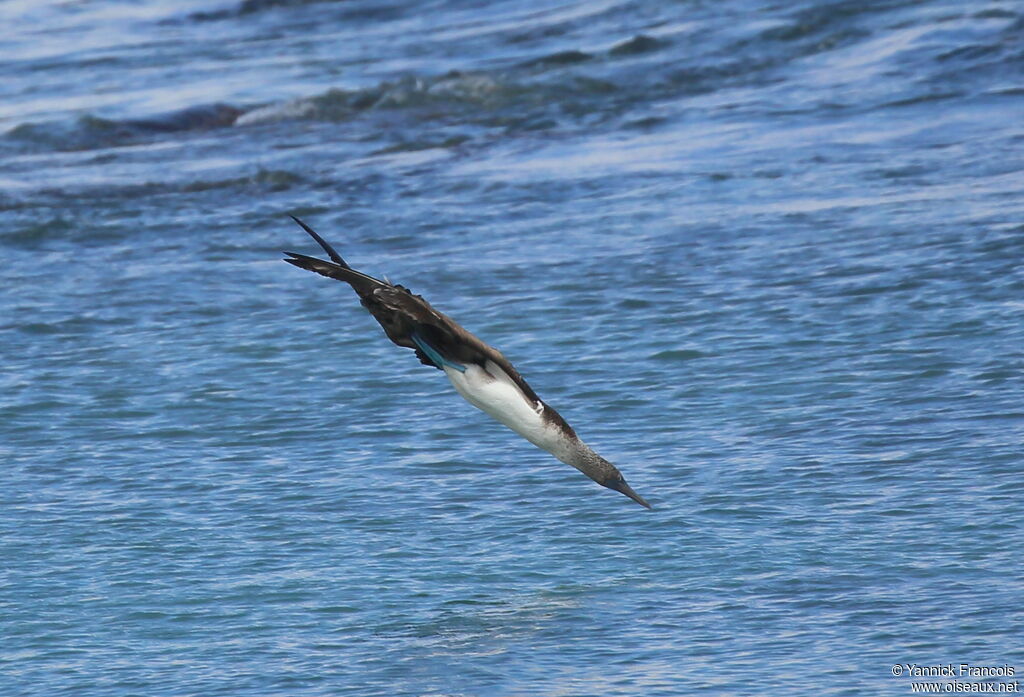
[284,216,651,509]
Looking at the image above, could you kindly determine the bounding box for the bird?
[283,216,651,509]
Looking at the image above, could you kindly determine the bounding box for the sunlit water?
[2,1,1022,695]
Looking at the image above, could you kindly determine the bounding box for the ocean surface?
[2,1,1023,695]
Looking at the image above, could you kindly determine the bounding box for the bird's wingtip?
[288,215,350,268]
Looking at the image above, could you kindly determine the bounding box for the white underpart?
[443,360,574,461]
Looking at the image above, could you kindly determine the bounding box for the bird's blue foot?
[411,331,466,373]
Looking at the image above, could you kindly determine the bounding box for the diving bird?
[283,216,651,509]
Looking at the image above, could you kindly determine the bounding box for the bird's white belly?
[442,362,558,452]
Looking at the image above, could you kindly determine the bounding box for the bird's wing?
[283,218,541,405]
[371,285,544,405]
[283,251,386,297]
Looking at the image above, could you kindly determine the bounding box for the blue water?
[2,1,1023,695]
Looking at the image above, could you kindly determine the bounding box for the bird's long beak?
[609,479,652,510]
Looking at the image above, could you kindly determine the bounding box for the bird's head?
[601,469,652,510]
[576,450,652,509]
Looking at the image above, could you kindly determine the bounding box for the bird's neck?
[558,436,603,475]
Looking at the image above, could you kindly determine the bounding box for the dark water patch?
[518,49,593,70]
[122,104,242,133]
[970,368,1023,384]
[1,216,75,248]
[5,118,112,153]
[937,43,1001,62]
[622,115,668,130]
[569,75,617,95]
[616,297,651,309]
[759,0,900,44]
[761,20,871,58]
[181,168,305,193]
[239,0,331,13]
[3,104,241,154]
[189,0,342,22]
[868,164,931,180]
[12,314,128,337]
[973,8,1018,20]
[609,34,666,57]
[918,12,1024,90]
[0,168,308,219]
[973,228,1024,255]
[664,60,777,96]
[650,349,706,362]
[371,135,471,156]
[236,72,517,126]
[877,90,967,109]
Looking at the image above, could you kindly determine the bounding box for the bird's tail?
[283,217,387,297]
